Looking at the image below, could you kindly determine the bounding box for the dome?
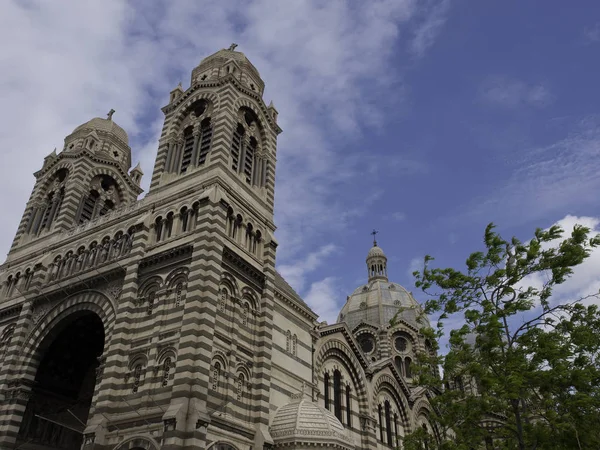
[73,116,129,145]
[270,399,354,449]
[367,245,386,258]
[338,280,428,330]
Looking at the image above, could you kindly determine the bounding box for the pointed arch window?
[78,175,119,224]
[333,369,342,422]
[324,372,330,410]
[180,126,195,173]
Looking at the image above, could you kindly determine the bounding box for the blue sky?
[2,1,600,338]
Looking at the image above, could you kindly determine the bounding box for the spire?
[366,231,388,282]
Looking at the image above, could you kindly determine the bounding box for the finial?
[228,43,238,51]
[371,229,379,247]
[177,81,182,88]
[107,109,115,120]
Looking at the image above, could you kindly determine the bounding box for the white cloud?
[583,23,600,43]
[480,76,554,109]
[0,0,448,263]
[391,211,407,221]
[463,116,600,225]
[278,244,337,293]
[409,0,451,58]
[407,256,423,278]
[304,277,341,324]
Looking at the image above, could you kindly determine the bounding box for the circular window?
[359,302,367,310]
[358,335,375,354]
[394,336,408,352]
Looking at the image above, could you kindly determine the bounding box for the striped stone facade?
[0,47,436,450]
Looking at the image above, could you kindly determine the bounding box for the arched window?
[333,370,342,422]
[385,400,393,446]
[0,326,14,361]
[79,190,99,224]
[155,217,163,242]
[242,302,250,326]
[395,356,403,375]
[244,137,257,184]
[286,330,291,353]
[394,413,400,447]
[5,276,14,297]
[324,372,330,410]
[180,126,195,173]
[405,357,412,378]
[175,282,183,307]
[180,207,189,232]
[164,212,174,239]
[197,118,213,166]
[147,290,156,316]
[245,223,254,251]
[162,357,172,387]
[132,364,143,393]
[212,362,221,391]
[346,385,352,427]
[422,424,430,450]
[230,124,245,172]
[378,404,384,442]
[292,334,297,356]
[253,230,262,255]
[236,372,245,401]
[219,289,228,313]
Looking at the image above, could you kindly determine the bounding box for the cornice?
[162,75,282,135]
[35,149,142,195]
[222,245,265,287]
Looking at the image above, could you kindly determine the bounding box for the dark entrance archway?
[17,311,105,449]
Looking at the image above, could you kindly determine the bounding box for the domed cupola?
[64,109,132,170]
[338,236,429,333]
[189,43,265,95]
[366,233,388,282]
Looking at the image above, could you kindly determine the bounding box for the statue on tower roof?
[228,43,238,51]
[107,109,115,120]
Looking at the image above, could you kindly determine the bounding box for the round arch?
[372,374,413,435]
[113,435,161,450]
[207,442,240,450]
[19,290,116,378]
[315,339,369,416]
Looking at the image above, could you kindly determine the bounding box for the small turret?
[130,162,144,185]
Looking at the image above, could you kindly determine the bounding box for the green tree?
[404,223,600,450]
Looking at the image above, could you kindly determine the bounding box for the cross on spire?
[371,229,379,246]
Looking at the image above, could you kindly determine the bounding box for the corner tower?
[149,44,282,216]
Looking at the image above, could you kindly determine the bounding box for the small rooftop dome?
[270,399,354,449]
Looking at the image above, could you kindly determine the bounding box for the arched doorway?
[17,311,105,449]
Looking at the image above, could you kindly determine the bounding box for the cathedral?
[0,46,437,450]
